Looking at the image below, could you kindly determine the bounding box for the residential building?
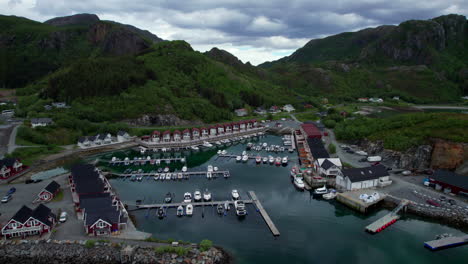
[392,96,400,101]
[269,106,281,113]
[151,131,161,143]
[209,126,217,136]
[254,107,266,115]
[192,128,200,139]
[235,108,248,117]
[316,158,342,177]
[369,98,384,103]
[429,170,468,195]
[0,158,24,180]
[217,124,225,134]
[224,123,232,133]
[172,130,182,142]
[336,165,392,191]
[1,204,56,239]
[162,131,171,142]
[282,104,295,112]
[117,131,130,142]
[97,133,112,144]
[200,127,209,138]
[300,123,322,139]
[77,137,90,148]
[31,118,53,128]
[52,102,67,108]
[182,129,191,141]
[36,181,60,202]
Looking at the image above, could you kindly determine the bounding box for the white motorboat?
[293,177,305,190]
[214,166,218,171]
[262,142,267,148]
[231,189,240,200]
[313,185,328,196]
[221,150,227,155]
[206,171,212,179]
[183,192,192,203]
[164,192,172,203]
[140,147,146,154]
[182,166,187,172]
[356,150,368,156]
[217,150,222,155]
[275,157,282,166]
[160,173,165,180]
[242,151,247,156]
[234,200,247,216]
[153,174,160,181]
[224,201,230,211]
[207,165,214,172]
[177,205,184,216]
[323,189,337,200]
[191,145,199,151]
[163,167,169,173]
[262,157,268,163]
[236,156,242,162]
[185,204,193,216]
[156,159,161,165]
[269,156,275,164]
[203,189,212,201]
[288,148,294,153]
[242,155,249,162]
[215,141,222,146]
[203,141,213,148]
[255,156,262,164]
[282,156,288,165]
[194,190,202,202]
[165,173,171,180]
[177,173,183,180]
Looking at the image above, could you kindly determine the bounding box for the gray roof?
[0,158,19,167]
[321,159,336,170]
[85,207,120,226]
[117,130,128,136]
[342,165,389,182]
[31,118,53,124]
[431,170,468,191]
[44,180,60,194]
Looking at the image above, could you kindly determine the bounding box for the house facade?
[282,104,295,112]
[316,158,342,177]
[117,131,130,142]
[192,128,200,139]
[235,108,248,117]
[0,158,24,179]
[336,165,392,191]
[1,204,56,239]
[31,118,53,128]
[429,170,468,195]
[182,129,191,141]
[151,131,161,143]
[37,180,61,202]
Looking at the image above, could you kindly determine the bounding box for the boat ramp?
[365,200,409,234]
[424,235,468,250]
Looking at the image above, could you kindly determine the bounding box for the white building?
[117,131,130,142]
[335,165,392,191]
[282,104,295,113]
[369,98,384,103]
[31,118,53,128]
[315,158,342,177]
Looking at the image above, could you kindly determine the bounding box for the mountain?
[261,14,467,103]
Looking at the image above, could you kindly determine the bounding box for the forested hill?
[260,14,467,103]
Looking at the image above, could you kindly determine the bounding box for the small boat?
[165,173,171,180]
[164,192,172,203]
[177,173,183,180]
[255,156,262,164]
[293,177,305,190]
[224,201,230,211]
[323,189,337,200]
[282,157,288,166]
[262,157,268,163]
[232,189,240,200]
[313,185,328,196]
[206,171,212,179]
[275,157,282,166]
[194,190,202,202]
[177,205,184,216]
[191,145,199,151]
[288,148,294,153]
[183,192,192,203]
[182,166,187,172]
[221,150,227,155]
[217,204,225,215]
[236,156,242,162]
[217,150,222,155]
[207,165,214,172]
[246,143,253,150]
[156,159,161,165]
[215,141,222,145]
[203,189,212,201]
[234,200,247,216]
[290,165,299,178]
[186,204,193,216]
[160,173,165,180]
[157,207,166,219]
[242,155,249,162]
[269,156,275,164]
[140,147,146,154]
[213,166,219,172]
[153,174,160,181]
[242,151,247,156]
[157,168,163,173]
[136,175,143,181]
[356,150,368,156]
[262,142,267,148]
[203,141,213,148]
[130,175,136,181]
[164,167,169,173]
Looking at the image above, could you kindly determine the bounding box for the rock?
[44,14,100,27]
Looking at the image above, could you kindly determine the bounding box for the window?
[11,223,17,228]
[96,221,108,228]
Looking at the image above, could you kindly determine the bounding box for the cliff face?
[431,139,468,172]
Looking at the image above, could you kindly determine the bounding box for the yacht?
[163,167,170,173]
[323,189,337,200]
[268,156,275,164]
[194,190,202,202]
[255,156,262,164]
[182,166,187,172]
[313,185,328,196]
[242,155,249,162]
[203,189,212,201]
[262,142,268,148]
[262,157,268,164]
[234,201,247,216]
[165,173,171,180]
[183,192,192,203]
[177,205,184,216]
[164,192,172,203]
[293,177,305,190]
[282,157,288,166]
[157,207,166,219]
[236,156,242,162]
[191,145,199,151]
[217,204,225,215]
[157,168,163,173]
[224,201,231,211]
[207,165,214,172]
[275,157,282,166]
[185,204,193,216]
[221,150,227,155]
[231,189,240,200]
[203,141,213,148]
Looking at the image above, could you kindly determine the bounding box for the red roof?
[152,130,160,135]
[141,135,150,139]
[200,127,208,131]
[224,124,232,128]
[301,124,322,138]
[162,130,171,135]
[173,130,181,135]
[192,127,200,132]
[182,129,190,133]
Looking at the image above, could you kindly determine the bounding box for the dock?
[365,200,409,234]
[108,157,185,166]
[248,191,280,236]
[424,235,468,250]
[132,199,253,209]
[113,170,231,179]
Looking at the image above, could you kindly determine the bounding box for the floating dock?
[365,200,409,234]
[109,157,185,166]
[249,191,280,236]
[424,235,468,250]
[114,170,231,179]
[133,199,253,209]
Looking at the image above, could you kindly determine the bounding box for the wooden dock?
[113,170,231,179]
[133,199,253,209]
[365,200,409,234]
[108,157,185,166]
[248,191,280,236]
[424,235,468,250]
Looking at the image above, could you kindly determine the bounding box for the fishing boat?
[313,185,328,196]
[234,201,247,216]
[177,173,183,180]
[203,141,213,148]
[177,205,184,216]
[157,207,165,219]
[164,192,172,203]
[268,156,275,164]
[191,145,199,151]
[293,177,305,190]
[217,204,225,215]
[186,204,193,216]
[163,167,170,173]
[255,156,262,164]
[182,166,187,172]
[231,189,240,200]
[242,155,249,162]
[323,189,337,200]
[236,156,242,162]
[207,165,214,172]
[262,157,268,163]
[275,157,282,166]
[282,156,288,166]
[183,192,192,203]
[203,189,212,201]
[194,190,202,202]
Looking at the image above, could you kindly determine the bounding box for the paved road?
[0,124,14,158]
[325,129,371,168]
[412,105,468,110]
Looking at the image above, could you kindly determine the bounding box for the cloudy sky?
[2,0,467,65]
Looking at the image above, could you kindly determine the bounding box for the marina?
[112,170,231,179]
[108,157,185,166]
[365,200,409,233]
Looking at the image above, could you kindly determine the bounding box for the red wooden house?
[36,180,61,202]
[0,158,25,180]
[1,204,56,239]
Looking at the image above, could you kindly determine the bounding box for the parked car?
[359,158,367,162]
[448,199,457,206]
[440,196,446,201]
[426,199,440,207]
[1,194,12,203]
[346,150,354,154]
[402,170,412,176]
[25,179,34,184]
[33,179,43,183]
[59,212,68,223]
[7,187,16,195]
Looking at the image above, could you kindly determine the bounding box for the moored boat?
[203,141,213,148]
[275,157,282,166]
[183,192,192,203]
[203,189,212,201]
[255,156,262,164]
[217,204,225,215]
[164,192,172,203]
[157,207,166,219]
[262,157,268,163]
[269,156,275,164]
[282,156,288,166]
[293,177,305,190]
[186,204,193,216]
[177,205,184,216]
[323,189,337,200]
[182,166,187,172]
[242,155,249,162]
[236,156,242,162]
[194,190,202,202]
[313,185,328,196]
[234,200,247,216]
[231,189,240,200]
[191,145,199,151]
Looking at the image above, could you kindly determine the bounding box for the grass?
[294,111,319,122]
[199,239,213,252]
[85,240,96,248]
[51,190,64,202]
[154,246,189,256]
[7,145,63,165]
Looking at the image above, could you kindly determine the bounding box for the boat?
[130,175,136,181]
[255,156,262,164]
[224,201,230,211]
[183,192,192,203]
[262,142,267,148]
[217,150,222,155]
[288,148,294,153]
[177,173,183,180]
[246,143,253,150]
[185,204,193,216]
[164,192,172,203]
[217,204,225,215]
[203,141,213,148]
[191,145,199,151]
[140,147,146,154]
[165,173,171,180]
[269,156,275,164]
[215,141,222,146]
[293,177,305,190]
[160,173,165,180]
[156,159,161,165]
[282,156,288,166]
[221,150,227,155]
[207,165,214,172]
[275,157,282,166]
[206,171,212,179]
[242,151,247,156]
[213,166,219,172]
[356,150,368,156]
[234,200,247,216]
[153,174,159,181]
[323,189,337,200]
[182,166,187,172]
[290,165,299,178]
[177,205,184,216]
[313,185,328,196]
[157,168,163,173]
[136,175,143,181]
[231,189,240,200]
[163,167,169,173]
[203,189,212,201]
[262,157,268,163]
[236,156,242,162]
[242,155,249,162]
[194,190,202,202]
[157,207,166,219]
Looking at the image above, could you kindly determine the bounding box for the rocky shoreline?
[0,240,233,264]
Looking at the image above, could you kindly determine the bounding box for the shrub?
[154,246,189,256]
[199,239,213,252]
[328,143,336,154]
[85,240,96,248]
[323,119,336,128]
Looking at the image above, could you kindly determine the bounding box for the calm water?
[104,135,467,264]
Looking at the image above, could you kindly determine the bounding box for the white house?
[97,133,112,144]
[369,98,384,103]
[31,118,53,128]
[52,102,67,108]
[117,131,130,142]
[235,108,248,117]
[282,104,295,113]
[336,165,392,191]
[77,137,90,148]
[316,158,342,177]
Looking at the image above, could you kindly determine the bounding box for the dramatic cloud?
[1,0,467,64]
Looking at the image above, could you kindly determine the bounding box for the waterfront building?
[300,123,322,139]
[36,180,60,202]
[77,137,91,148]
[0,157,24,180]
[117,131,130,142]
[1,204,55,239]
[201,127,209,138]
[305,138,330,160]
[224,123,232,133]
[162,130,171,142]
[192,128,200,139]
[209,126,217,136]
[151,131,161,143]
[335,165,392,191]
[315,158,342,177]
[173,130,182,142]
[182,129,191,141]
[430,170,468,195]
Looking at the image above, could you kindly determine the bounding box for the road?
[0,124,15,158]
[412,105,468,110]
[325,129,371,168]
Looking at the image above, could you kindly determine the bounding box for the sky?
[2,0,467,65]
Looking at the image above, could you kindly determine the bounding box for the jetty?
[365,200,409,234]
[424,235,468,250]
[133,199,253,209]
[109,157,185,166]
[249,191,280,236]
[113,170,231,179]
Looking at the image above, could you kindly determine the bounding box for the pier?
[108,157,185,166]
[249,191,280,236]
[424,235,468,250]
[113,170,231,179]
[365,200,409,234]
[132,199,253,209]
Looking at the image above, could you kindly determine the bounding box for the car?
[426,199,440,207]
[359,158,367,162]
[25,179,34,184]
[59,212,68,223]
[342,147,350,151]
[448,199,457,206]
[440,196,446,201]
[7,187,16,195]
[33,179,43,183]
[346,150,354,154]
[1,195,12,203]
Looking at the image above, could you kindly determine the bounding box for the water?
[105,135,467,264]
